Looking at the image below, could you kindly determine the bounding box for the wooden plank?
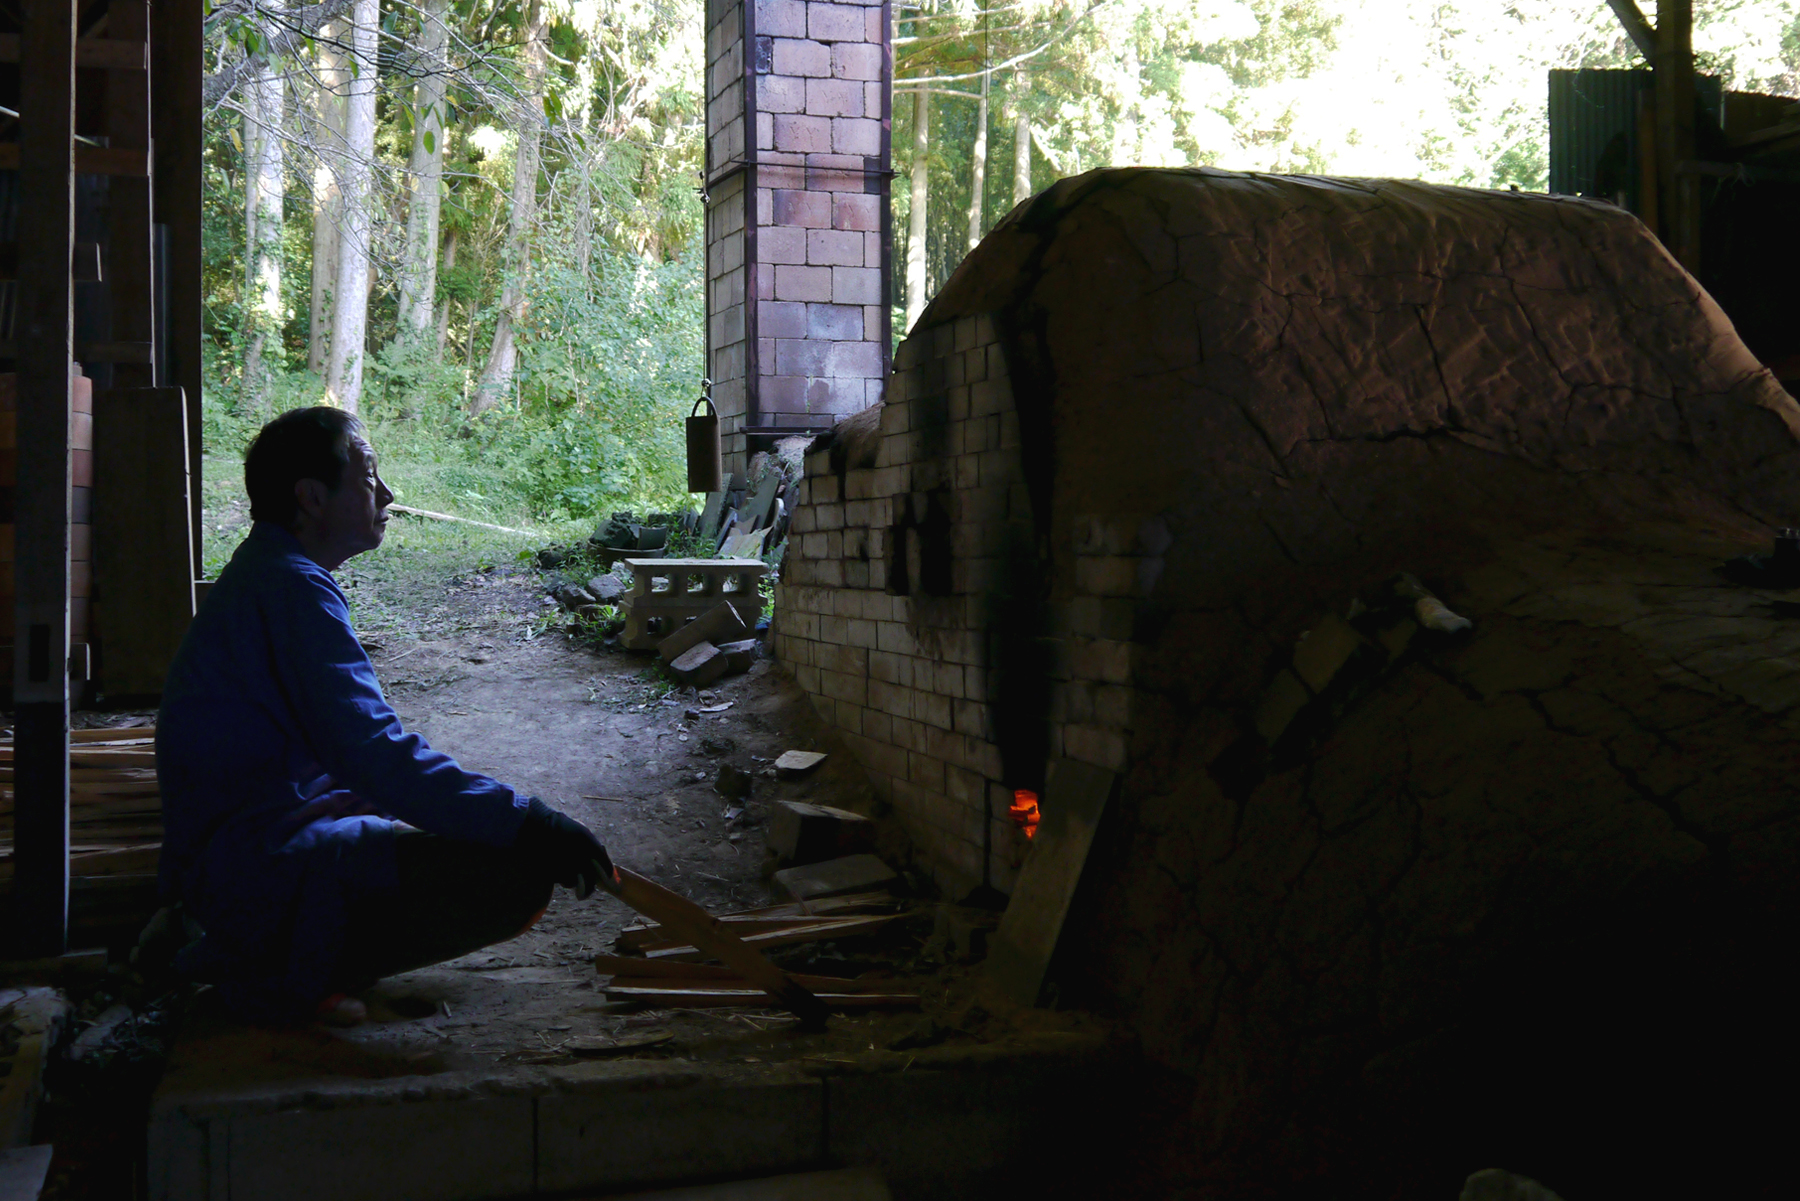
[617,911,891,951]
[151,0,203,578]
[636,914,902,959]
[12,0,78,958]
[773,854,899,901]
[601,867,831,1028]
[93,387,195,697]
[593,955,890,993]
[0,146,148,176]
[1655,0,1699,271]
[602,984,918,1010]
[983,758,1115,1008]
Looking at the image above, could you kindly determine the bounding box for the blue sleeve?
[264,565,529,847]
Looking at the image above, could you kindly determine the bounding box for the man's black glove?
[515,798,615,899]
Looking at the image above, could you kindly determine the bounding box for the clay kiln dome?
[774,168,1800,1197]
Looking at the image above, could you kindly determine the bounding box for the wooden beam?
[0,33,149,70]
[1655,0,1700,273]
[984,759,1115,1007]
[13,0,79,958]
[1605,0,1658,61]
[151,0,204,580]
[93,388,195,697]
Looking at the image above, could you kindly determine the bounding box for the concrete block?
[832,266,882,304]
[767,800,876,865]
[758,0,808,38]
[833,40,883,79]
[807,228,865,267]
[759,73,806,115]
[808,3,865,41]
[668,642,731,687]
[865,6,884,40]
[772,113,832,153]
[537,1073,824,1194]
[226,1097,535,1201]
[832,117,881,156]
[775,264,834,302]
[773,188,831,228]
[771,36,830,77]
[759,299,807,338]
[805,303,863,341]
[806,77,863,118]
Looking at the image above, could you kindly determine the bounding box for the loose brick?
[771,37,830,77]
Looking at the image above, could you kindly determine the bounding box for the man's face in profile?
[311,437,394,566]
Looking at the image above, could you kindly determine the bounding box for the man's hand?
[516,799,616,899]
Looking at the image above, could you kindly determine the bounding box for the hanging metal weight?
[686,386,722,493]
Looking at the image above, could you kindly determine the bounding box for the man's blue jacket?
[157,522,528,1017]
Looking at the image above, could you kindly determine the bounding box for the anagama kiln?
[771,167,1800,1197]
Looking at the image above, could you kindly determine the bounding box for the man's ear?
[294,477,331,523]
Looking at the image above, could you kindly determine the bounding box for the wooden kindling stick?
[598,866,831,1029]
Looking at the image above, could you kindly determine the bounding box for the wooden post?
[1655,0,1699,272]
[105,0,156,393]
[152,0,204,582]
[13,0,78,957]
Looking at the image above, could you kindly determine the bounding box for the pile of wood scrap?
[0,727,162,940]
[598,890,919,1010]
[0,726,161,856]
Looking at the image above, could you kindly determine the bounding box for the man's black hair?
[244,406,367,526]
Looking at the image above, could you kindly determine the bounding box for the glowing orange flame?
[1009,789,1040,839]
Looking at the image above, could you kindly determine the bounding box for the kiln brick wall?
[773,313,1151,898]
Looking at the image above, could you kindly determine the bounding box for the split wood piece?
[615,890,900,938]
[615,910,892,951]
[0,844,158,883]
[387,503,536,537]
[565,1030,673,1056]
[0,767,158,785]
[593,955,891,993]
[599,866,831,1029]
[0,748,157,767]
[0,729,155,745]
[984,758,1116,1008]
[602,983,919,1011]
[639,914,902,960]
[658,599,748,665]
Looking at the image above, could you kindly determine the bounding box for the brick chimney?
[704,0,893,478]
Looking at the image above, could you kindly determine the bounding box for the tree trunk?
[434,226,459,361]
[1014,109,1032,206]
[324,0,378,413]
[967,70,988,253]
[396,0,450,341]
[242,51,285,413]
[309,18,347,376]
[472,0,546,416]
[904,88,930,333]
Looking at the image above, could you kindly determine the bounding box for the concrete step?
[149,1026,1132,1201]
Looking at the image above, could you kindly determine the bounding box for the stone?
[773,853,899,901]
[714,763,755,800]
[766,800,875,865]
[774,749,828,778]
[659,601,750,665]
[588,574,625,603]
[667,642,730,688]
[718,638,761,673]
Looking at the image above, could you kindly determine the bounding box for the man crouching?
[155,406,609,1024]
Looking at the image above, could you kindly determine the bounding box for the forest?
[200,0,1800,530]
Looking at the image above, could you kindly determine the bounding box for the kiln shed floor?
[136,568,1151,1201]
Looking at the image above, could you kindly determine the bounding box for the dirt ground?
[306,561,980,1069]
